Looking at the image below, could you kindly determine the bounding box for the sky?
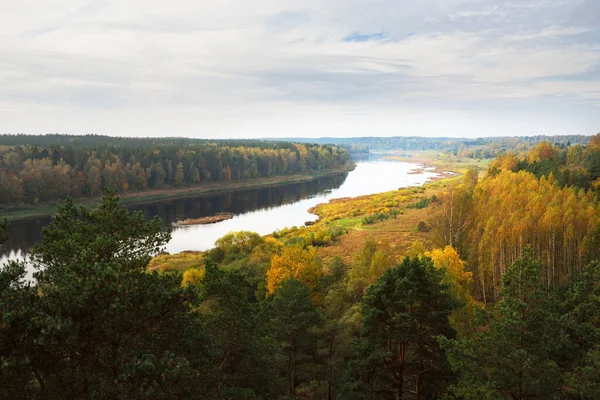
[0,0,599,139]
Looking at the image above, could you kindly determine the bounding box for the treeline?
[0,135,350,204]
[2,192,600,399]
[280,134,591,159]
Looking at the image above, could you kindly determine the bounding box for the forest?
[0,135,350,204]
[1,134,600,399]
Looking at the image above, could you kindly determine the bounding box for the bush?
[406,195,436,210]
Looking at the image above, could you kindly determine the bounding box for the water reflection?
[136,173,348,228]
[2,217,52,259]
[0,172,348,259]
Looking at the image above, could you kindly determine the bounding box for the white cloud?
[0,0,599,137]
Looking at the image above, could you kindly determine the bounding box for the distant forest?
[279,135,592,158]
[0,135,350,204]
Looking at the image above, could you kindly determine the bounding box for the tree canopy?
[0,134,350,204]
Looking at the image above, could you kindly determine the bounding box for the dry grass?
[313,179,454,266]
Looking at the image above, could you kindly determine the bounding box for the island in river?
[175,213,234,226]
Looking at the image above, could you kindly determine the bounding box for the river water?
[0,158,438,262]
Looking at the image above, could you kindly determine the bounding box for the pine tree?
[267,278,322,397]
[345,256,457,400]
[1,190,208,399]
[200,260,276,398]
[443,248,563,399]
[560,260,600,398]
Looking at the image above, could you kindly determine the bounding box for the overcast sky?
[1,0,599,138]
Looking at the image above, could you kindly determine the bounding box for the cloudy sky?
[1,0,599,138]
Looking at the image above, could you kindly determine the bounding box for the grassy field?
[0,161,356,221]
[311,179,455,266]
[307,152,482,265]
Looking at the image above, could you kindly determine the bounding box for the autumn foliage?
[0,135,350,204]
[470,170,599,301]
[266,245,323,300]
[428,246,478,337]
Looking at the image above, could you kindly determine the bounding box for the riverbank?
[0,161,356,221]
[303,153,490,265]
[150,173,458,274]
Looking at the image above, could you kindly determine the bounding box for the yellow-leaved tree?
[181,267,205,287]
[266,245,323,301]
[428,245,478,338]
[429,245,472,290]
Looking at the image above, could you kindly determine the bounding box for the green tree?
[443,248,562,400]
[560,260,600,398]
[211,231,265,264]
[86,164,102,196]
[200,260,276,399]
[317,276,355,400]
[174,162,185,187]
[166,160,174,184]
[186,162,200,184]
[1,190,208,399]
[0,261,42,399]
[345,256,457,400]
[268,278,322,398]
[32,189,169,272]
[348,238,392,300]
[323,256,346,289]
[150,162,166,188]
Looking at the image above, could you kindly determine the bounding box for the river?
[0,158,438,263]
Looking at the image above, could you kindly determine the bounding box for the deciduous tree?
[266,245,323,300]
